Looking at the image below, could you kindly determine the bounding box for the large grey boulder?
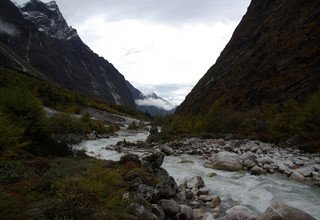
[127,202,158,220]
[120,153,141,164]
[159,199,180,216]
[142,152,165,170]
[244,159,256,169]
[204,152,243,171]
[295,166,314,177]
[251,166,267,176]
[137,184,159,203]
[161,146,174,155]
[261,202,316,220]
[186,176,205,189]
[289,172,305,182]
[179,205,194,220]
[225,205,258,220]
[240,152,257,162]
[157,176,178,199]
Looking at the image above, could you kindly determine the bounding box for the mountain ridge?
[177,0,320,115]
[0,0,136,108]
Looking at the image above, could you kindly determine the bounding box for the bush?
[127,121,139,130]
[270,101,301,140]
[0,87,72,156]
[48,177,99,219]
[47,113,87,135]
[47,162,128,219]
[0,114,25,154]
[0,160,24,184]
[299,92,320,140]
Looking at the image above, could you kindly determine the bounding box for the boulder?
[293,158,304,166]
[142,152,165,170]
[251,166,267,176]
[151,204,165,220]
[127,202,158,219]
[225,205,258,220]
[244,159,256,169]
[193,208,206,220]
[159,199,180,216]
[198,187,209,195]
[120,153,141,165]
[210,195,221,207]
[203,212,215,220]
[161,146,174,155]
[204,152,243,171]
[314,164,320,172]
[179,205,194,220]
[295,166,314,177]
[276,161,288,173]
[199,195,213,202]
[205,195,221,208]
[155,168,170,183]
[289,172,305,182]
[261,202,316,220]
[186,176,205,189]
[206,172,218,177]
[240,152,257,162]
[137,184,159,203]
[157,176,178,199]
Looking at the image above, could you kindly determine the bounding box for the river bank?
[76,126,320,219]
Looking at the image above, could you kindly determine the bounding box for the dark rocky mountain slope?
[177,0,320,115]
[0,0,135,108]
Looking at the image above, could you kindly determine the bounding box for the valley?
[0,0,319,219]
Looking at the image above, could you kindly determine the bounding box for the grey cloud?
[0,18,19,36]
[136,83,194,105]
[136,98,174,111]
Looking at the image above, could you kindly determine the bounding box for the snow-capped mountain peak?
[21,0,78,40]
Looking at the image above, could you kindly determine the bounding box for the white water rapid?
[76,129,320,219]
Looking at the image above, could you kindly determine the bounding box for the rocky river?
[76,126,320,219]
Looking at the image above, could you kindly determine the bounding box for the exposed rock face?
[204,152,243,171]
[177,0,320,115]
[261,202,316,220]
[0,0,135,107]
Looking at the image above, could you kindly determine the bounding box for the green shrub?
[298,92,320,140]
[48,177,99,219]
[0,160,24,184]
[270,101,301,140]
[0,87,45,134]
[0,192,23,219]
[0,114,25,154]
[127,121,139,130]
[47,113,87,135]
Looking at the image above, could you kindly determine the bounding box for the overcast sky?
[14,0,251,106]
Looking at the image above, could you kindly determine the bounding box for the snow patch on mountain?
[21,0,78,40]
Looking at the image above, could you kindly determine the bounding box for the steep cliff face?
[0,0,135,108]
[177,0,320,115]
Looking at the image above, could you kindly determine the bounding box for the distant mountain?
[177,0,320,115]
[126,81,175,116]
[0,0,135,108]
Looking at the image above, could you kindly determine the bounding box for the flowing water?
[76,129,320,219]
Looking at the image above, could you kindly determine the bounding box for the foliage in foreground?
[0,157,131,219]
